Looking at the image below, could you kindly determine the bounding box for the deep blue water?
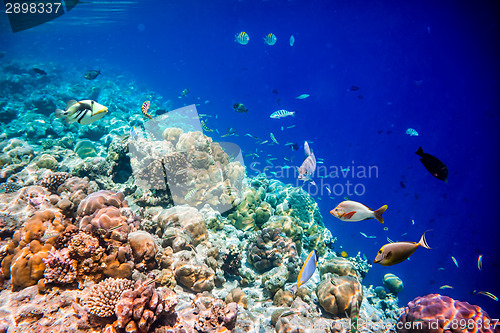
[1,0,499,317]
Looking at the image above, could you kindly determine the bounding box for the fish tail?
[415,146,424,157]
[54,108,66,119]
[373,205,388,224]
[418,231,432,249]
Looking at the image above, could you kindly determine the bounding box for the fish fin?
[54,108,66,119]
[310,180,316,186]
[304,141,311,156]
[374,205,388,224]
[344,211,356,219]
[418,231,432,249]
[66,99,78,109]
[415,146,424,157]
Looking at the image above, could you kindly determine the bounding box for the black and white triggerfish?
[291,249,318,294]
[298,141,316,186]
[373,231,431,266]
[55,99,108,125]
[415,146,448,182]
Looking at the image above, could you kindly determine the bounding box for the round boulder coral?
[397,294,500,333]
[316,273,363,317]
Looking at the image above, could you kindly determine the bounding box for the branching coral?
[80,277,135,318]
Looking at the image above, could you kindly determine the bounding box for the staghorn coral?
[316,273,363,317]
[115,281,177,333]
[42,247,77,285]
[246,227,297,273]
[80,277,134,318]
[398,294,500,333]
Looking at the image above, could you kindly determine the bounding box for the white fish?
[235,31,250,45]
[330,201,388,224]
[264,33,277,45]
[298,141,316,185]
[289,35,295,46]
[55,99,108,125]
[296,94,309,99]
[406,128,419,136]
[270,109,295,119]
[291,249,318,294]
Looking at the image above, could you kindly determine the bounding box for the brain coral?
[80,277,135,317]
[316,273,363,317]
[397,294,500,333]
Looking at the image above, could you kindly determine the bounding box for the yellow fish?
[291,249,318,294]
[235,31,250,45]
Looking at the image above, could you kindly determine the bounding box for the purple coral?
[42,248,77,284]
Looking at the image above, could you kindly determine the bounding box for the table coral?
[397,294,500,333]
[316,273,363,317]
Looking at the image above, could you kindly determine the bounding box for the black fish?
[347,85,359,92]
[290,143,299,151]
[272,89,279,94]
[84,69,100,80]
[415,147,448,182]
[33,68,47,75]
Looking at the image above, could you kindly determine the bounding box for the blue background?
[1,0,499,316]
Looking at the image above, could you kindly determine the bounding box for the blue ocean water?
[1,0,499,318]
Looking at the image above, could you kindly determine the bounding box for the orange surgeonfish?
[142,100,152,119]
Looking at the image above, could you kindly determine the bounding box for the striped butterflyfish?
[55,99,108,125]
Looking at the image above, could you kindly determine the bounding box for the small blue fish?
[264,33,277,45]
[406,128,419,136]
[451,256,459,268]
[235,31,250,45]
[289,35,295,46]
[296,94,309,99]
[130,126,138,140]
[478,255,483,271]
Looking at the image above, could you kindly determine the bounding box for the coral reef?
[316,273,363,317]
[398,294,500,333]
[79,277,135,317]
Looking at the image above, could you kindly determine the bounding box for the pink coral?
[42,247,77,284]
[77,190,128,217]
[114,280,177,333]
[398,294,500,333]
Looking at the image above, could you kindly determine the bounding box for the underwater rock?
[262,265,289,294]
[225,287,248,309]
[316,273,363,317]
[383,273,403,294]
[35,154,58,171]
[174,262,215,292]
[374,286,387,299]
[154,205,208,246]
[398,294,500,333]
[319,256,359,278]
[273,288,294,307]
[128,230,158,270]
[74,139,98,159]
